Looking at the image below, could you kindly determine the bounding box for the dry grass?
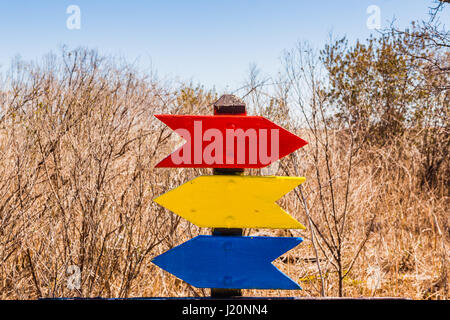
[0,48,447,299]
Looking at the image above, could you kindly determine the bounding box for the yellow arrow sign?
[153,175,306,229]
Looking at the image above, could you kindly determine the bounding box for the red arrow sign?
[155,115,308,168]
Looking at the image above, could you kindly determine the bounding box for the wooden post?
[211,94,245,298]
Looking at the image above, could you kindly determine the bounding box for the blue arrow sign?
[152,235,303,290]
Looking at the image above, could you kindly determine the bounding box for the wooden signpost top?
[213,94,246,115]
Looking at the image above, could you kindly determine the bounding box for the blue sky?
[0,1,447,91]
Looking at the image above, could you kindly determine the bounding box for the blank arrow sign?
[152,235,303,289]
[153,175,306,229]
[154,114,308,168]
